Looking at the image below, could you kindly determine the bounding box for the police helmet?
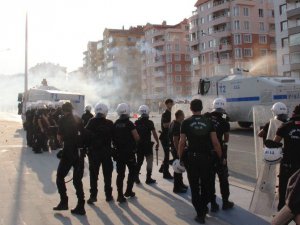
[62,102,73,113]
[116,103,130,116]
[94,102,108,117]
[271,102,288,116]
[138,105,150,117]
[85,105,92,112]
[212,98,226,113]
[263,147,283,165]
[172,159,186,173]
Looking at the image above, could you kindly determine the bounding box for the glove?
[264,139,283,148]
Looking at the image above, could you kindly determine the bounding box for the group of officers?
[23,98,300,224]
[23,98,235,224]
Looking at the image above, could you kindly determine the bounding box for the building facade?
[82,41,99,76]
[142,20,192,109]
[190,0,277,91]
[275,0,300,78]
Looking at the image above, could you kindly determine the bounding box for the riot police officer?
[178,99,222,224]
[82,105,94,127]
[53,102,86,215]
[159,99,174,179]
[113,103,140,203]
[85,102,114,204]
[25,104,34,147]
[274,104,300,211]
[206,98,234,212]
[135,105,159,185]
[169,109,188,193]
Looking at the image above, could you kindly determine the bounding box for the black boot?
[159,164,164,173]
[173,173,187,193]
[53,197,68,211]
[117,193,126,203]
[145,170,156,185]
[135,175,141,184]
[222,200,234,210]
[124,190,136,198]
[87,196,97,205]
[71,200,86,215]
[211,201,220,212]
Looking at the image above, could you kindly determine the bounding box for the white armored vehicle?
[178,68,300,127]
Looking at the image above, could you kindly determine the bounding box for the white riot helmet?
[138,105,150,117]
[263,147,283,165]
[271,102,288,116]
[38,102,47,109]
[48,102,55,109]
[116,103,130,116]
[94,102,108,117]
[172,159,186,173]
[212,98,226,113]
[85,105,92,112]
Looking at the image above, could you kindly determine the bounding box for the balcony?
[153,72,165,78]
[191,50,200,57]
[219,58,233,64]
[190,38,199,47]
[287,3,300,18]
[215,43,232,52]
[234,0,255,6]
[212,0,230,12]
[153,39,165,47]
[152,60,165,67]
[213,28,231,37]
[210,14,230,27]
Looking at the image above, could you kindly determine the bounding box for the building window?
[260,49,268,56]
[201,54,206,64]
[282,38,289,48]
[208,40,214,48]
[244,34,252,43]
[244,48,253,57]
[244,21,250,30]
[167,64,172,73]
[175,64,181,72]
[234,20,240,30]
[186,45,190,52]
[234,34,242,45]
[233,6,239,16]
[166,54,172,62]
[281,21,288,31]
[200,17,205,24]
[185,54,191,61]
[175,54,181,61]
[175,75,182,82]
[185,65,191,71]
[259,9,264,17]
[259,35,267,44]
[175,44,180,51]
[200,5,204,11]
[166,44,172,51]
[280,4,286,15]
[290,33,300,46]
[282,54,290,65]
[201,42,206,50]
[259,22,265,31]
[290,52,300,64]
[235,48,242,59]
[243,8,249,16]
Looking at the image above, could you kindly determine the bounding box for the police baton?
[155,145,159,166]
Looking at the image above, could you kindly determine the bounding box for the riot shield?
[250,106,283,217]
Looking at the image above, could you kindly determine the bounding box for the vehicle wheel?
[238,122,252,128]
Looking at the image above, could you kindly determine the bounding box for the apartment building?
[190,0,277,90]
[274,0,300,77]
[82,41,99,76]
[141,20,192,109]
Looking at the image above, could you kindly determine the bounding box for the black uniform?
[159,109,172,175]
[56,113,85,207]
[113,117,137,199]
[181,115,215,218]
[207,112,231,208]
[135,117,155,182]
[25,109,34,147]
[32,109,48,153]
[276,116,300,210]
[169,120,188,192]
[82,111,94,127]
[85,116,114,202]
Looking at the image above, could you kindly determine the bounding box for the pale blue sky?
[0,0,197,75]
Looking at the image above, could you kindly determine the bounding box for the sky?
[0,0,197,75]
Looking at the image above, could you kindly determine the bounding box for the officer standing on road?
[159,99,174,179]
[85,102,114,205]
[169,109,188,193]
[134,105,160,185]
[82,105,94,127]
[53,102,86,215]
[25,104,34,147]
[113,103,140,203]
[206,98,234,212]
[274,104,300,211]
[178,99,223,224]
